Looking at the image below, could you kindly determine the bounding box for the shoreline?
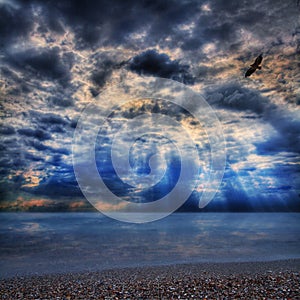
[1,259,299,299]
[1,257,300,280]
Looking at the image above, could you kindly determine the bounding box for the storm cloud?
[7,47,72,85]
[129,50,195,84]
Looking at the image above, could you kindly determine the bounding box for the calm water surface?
[0,212,299,278]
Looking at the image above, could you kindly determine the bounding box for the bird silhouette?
[245,54,263,77]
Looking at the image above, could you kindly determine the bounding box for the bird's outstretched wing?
[253,54,263,66]
[245,66,256,77]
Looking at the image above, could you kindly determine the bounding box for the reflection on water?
[0,213,299,278]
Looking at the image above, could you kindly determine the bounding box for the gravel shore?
[1,259,299,299]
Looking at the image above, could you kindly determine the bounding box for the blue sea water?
[0,212,299,278]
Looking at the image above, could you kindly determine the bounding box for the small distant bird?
[245,54,263,77]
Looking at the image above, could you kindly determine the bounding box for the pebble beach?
[1,259,299,299]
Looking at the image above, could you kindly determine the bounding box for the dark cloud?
[30,3,65,35]
[25,139,70,155]
[7,47,72,84]
[270,110,300,147]
[0,149,25,171]
[54,0,198,48]
[33,112,69,126]
[28,111,71,134]
[1,0,297,54]
[0,2,33,48]
[256,110,300,154]
[0,67,33,95]
[24,152,44,162]
[129,50,195,84]
[39,0,142,48]
[181,11,239,51]
[202,22,237,44]
[26,140,48,152]
[88,52,133,93]
[0,157,13,169]
[0,125,15,135]
[236,10,266,26]
[90,60,115,88]
[47,96,74,108]
[205,82,273,114]
[18,128,51,141]
[47,154,63,167]
[3,0,197,50]
[51,147,70,155]
[182,0,298,53]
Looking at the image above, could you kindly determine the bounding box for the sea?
[0,212,299,278]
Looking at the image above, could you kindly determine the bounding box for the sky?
[0,0,299,212]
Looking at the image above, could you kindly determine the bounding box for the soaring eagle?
[245,54,263,77]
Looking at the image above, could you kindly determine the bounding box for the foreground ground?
[1,260,299,299]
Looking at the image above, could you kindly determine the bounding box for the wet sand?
[1,259,299,299]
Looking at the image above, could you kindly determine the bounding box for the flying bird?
[245,54,263,77]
